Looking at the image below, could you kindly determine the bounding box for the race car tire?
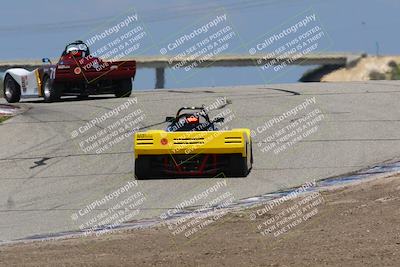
[250,142,254,165]
[42,76,60,102]
[78,94,89,100]
[115,78,132,98]
[135,157,151,180]
[228,154,248,177]
[3,74,21,103]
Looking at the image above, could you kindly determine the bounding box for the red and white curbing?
[0,104,21,116]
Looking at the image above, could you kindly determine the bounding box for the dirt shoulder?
[1,175,400,267]
[0,116,8,123]
[321,56,400,82]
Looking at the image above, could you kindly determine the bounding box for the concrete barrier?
[0,53,364,89]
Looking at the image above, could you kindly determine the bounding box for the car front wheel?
[3,74,21,103]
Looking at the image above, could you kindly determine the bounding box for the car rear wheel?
[3,74,21,103]
[115,78,132,98]
[228,154,248,177]
[42,76,60,102]
[135,157,151,180]
[78,94,89,100]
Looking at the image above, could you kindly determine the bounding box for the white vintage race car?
[3,68,43,102]
[3,40,136,103]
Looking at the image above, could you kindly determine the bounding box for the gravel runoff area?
[1,173,400,267]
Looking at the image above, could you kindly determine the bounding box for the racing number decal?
[50,67,56,79]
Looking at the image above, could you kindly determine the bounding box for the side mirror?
[213,117,224,123]
[42,58,52,64]
[165,116,175,122]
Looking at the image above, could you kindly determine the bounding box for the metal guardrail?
[0,53,363,88]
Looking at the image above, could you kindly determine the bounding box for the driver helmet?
[66,46,78,53]
[66,46,83,57]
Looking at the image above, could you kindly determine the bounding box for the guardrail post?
[155,68,165,89]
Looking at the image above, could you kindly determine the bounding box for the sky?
[0,0,399,89]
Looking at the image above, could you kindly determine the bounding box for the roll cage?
[165,106,224,132]
[61,40,90,57]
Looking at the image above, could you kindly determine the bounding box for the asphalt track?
[1,81,400,242]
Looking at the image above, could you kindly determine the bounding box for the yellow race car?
[133,106,253,179]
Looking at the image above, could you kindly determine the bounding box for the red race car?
[3,40,136,103]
